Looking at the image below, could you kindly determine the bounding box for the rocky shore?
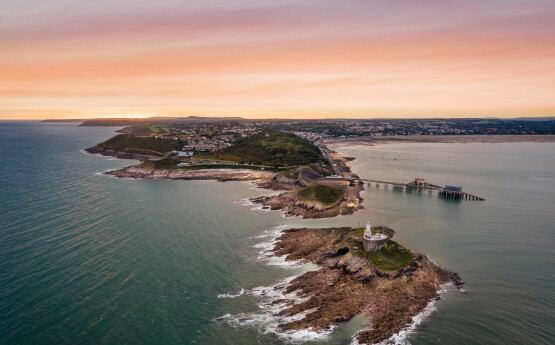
[106,166,296,191]
[106,165,364,218]
[269,227,463,344]
[85,145,159,162]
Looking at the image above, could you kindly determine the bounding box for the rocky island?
[267,224,463,344]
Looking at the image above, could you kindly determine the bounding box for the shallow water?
[1,122,553,344]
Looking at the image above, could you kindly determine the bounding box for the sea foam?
[253,225,304,268]
[214,274,334,343]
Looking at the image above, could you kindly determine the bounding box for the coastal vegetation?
[99,134,181,155]
[94,130,332,177]
[136,158,299,175]
[148,125,171,133]
[298,184,344,205]
[356,240,413,271]
[218,131,328,167]
[339,227,413,271]
[136,158,178,170]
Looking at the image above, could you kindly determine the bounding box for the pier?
[363,178,485,201]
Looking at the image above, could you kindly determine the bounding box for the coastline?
[106,165,296,191]
[90,139,365,218]
[85,144,160,162]
[104,165,364,218]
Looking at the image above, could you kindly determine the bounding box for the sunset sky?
[1,0,554,119]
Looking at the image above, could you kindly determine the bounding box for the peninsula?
[84,117,554,217]
[268,224,463,344]
[87,128,364,219]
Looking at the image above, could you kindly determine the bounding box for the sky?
[1,0,554,119]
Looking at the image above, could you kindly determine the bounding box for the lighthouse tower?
[363,220,388,252]
[364,221,372,239]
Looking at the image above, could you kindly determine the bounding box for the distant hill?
[79,116,245,127]
[42,119,86,122]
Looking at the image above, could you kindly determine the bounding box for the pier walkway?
[362,178,485,201]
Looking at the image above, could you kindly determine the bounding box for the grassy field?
[100,134,181,155]
[177,164,265,171]
[298,184,344,205]
[340,228,413,272]
[137,159,273,172]
[357,240,413,272]
[219,131,327,166]
[148,125,171,133]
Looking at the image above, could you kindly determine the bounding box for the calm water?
[1,122,554,345]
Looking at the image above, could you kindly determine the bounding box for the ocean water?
[0,122,553,345]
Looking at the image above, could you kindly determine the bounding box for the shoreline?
[323,134,555,149]
[105,165,364,218]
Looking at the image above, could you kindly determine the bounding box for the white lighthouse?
[363,220,388,251]
[364,221,372,238]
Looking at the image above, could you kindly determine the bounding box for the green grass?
[218,131,329,167]
[100,134,181,155]
[298,184,344,205]
[177,164,265,171]
[338,228,413,272]
[280,168,300,179]
[148,125,171,133]
[136,158,178,170]
[352,239,413,272]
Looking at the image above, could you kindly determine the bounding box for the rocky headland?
[85,145,160,162]
[268,226,463,344]
[105,165,296,191]
[92,146,364,218]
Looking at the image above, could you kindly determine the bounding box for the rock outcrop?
[85,145,159,161]
[250,181,364,219]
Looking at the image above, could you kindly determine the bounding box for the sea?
[1,121,554,345]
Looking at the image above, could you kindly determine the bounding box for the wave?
[253,225,304,268]
[95,170,118,178]
[80,149,117,160]
[236,195,299,218]
[217,288,245,299]
[213,275,334,343]
[80,149,97,156]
